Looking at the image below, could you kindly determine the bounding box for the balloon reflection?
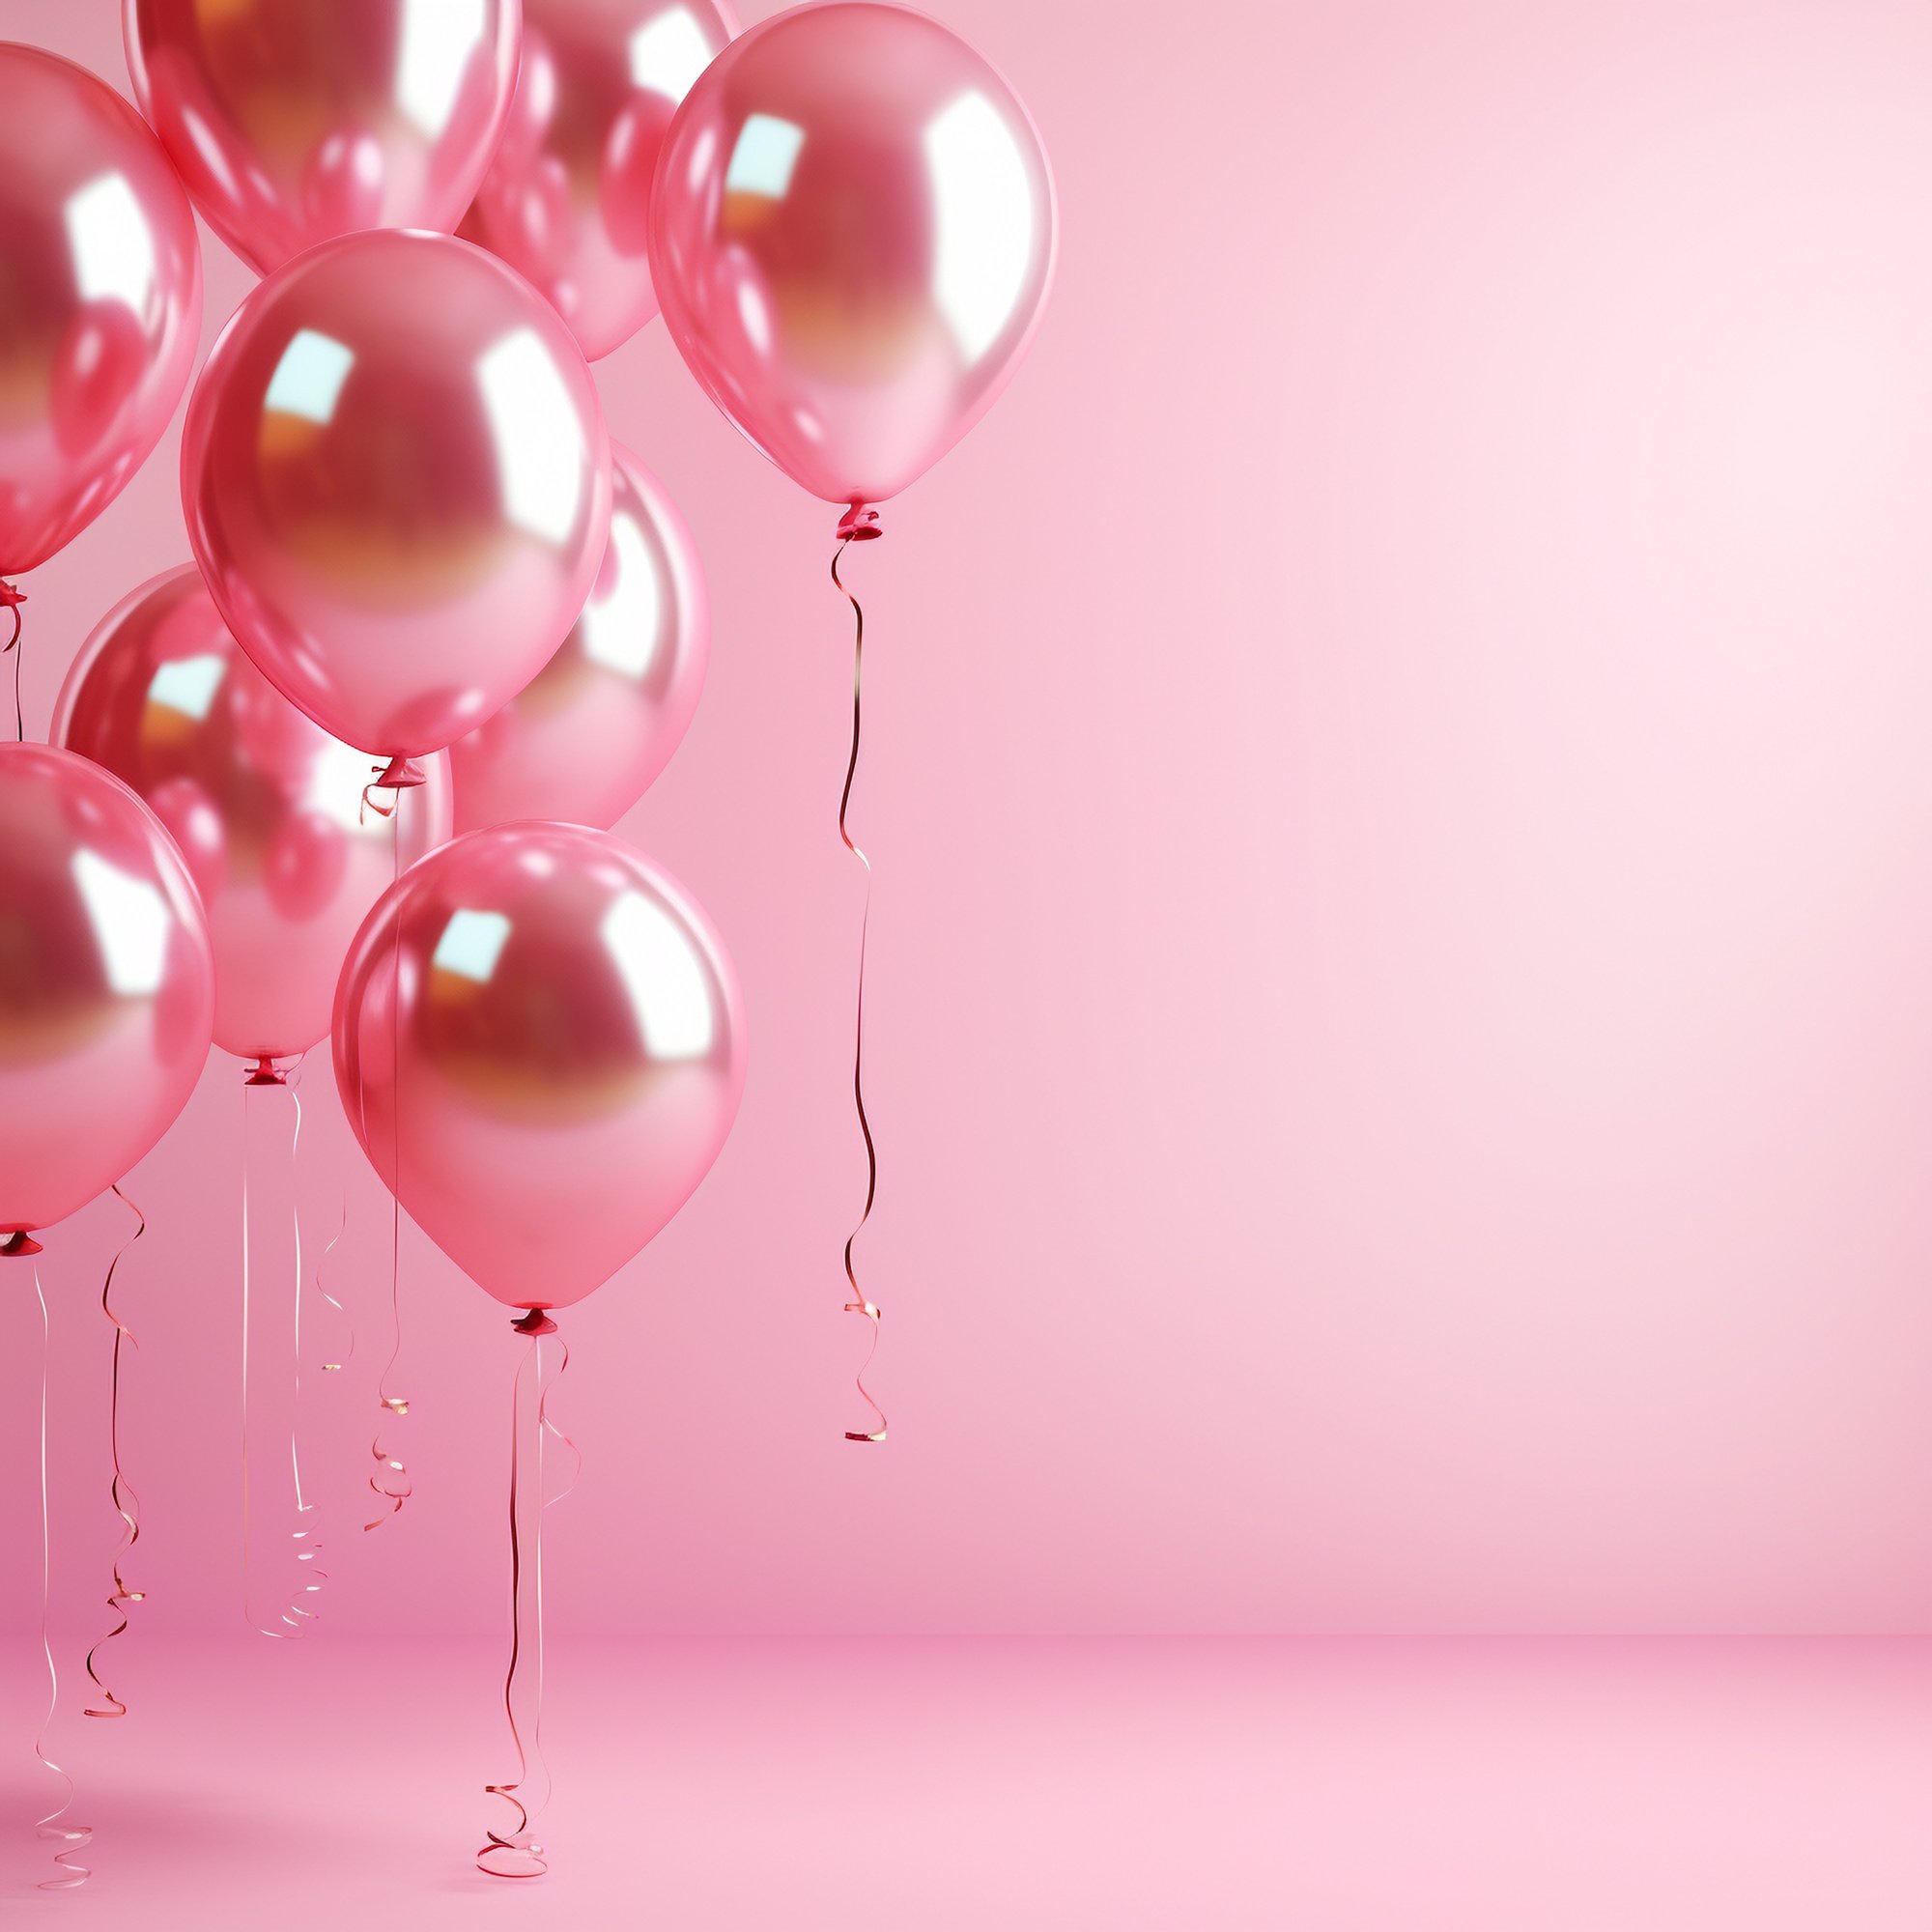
[53,567,453,1061]
[125,0,521,275]
[449,441,707,834]
[0,46,201,577]
[647,2,1056,508]
[334,823,746,1311]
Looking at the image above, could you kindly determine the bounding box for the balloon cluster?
[0,0,1051,1879]
[0,1,1052,1284]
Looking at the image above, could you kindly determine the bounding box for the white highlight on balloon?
[724,114,804,199]
[629,8,714,98]
[146,652,227,722]
[265,328,356,425]
[71,849,171,995]
[432,907,513,983]
[580,513,664,678]
[601,889,713,1059]
[396,0,487,136]
[477,327,588,545]
[65,173,156,310]
[924,91,1034,361]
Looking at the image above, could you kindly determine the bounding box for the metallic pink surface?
[648,1,1055,507]
[332,823,746,1311]
[449,441,707,834]
[463,0,737,361]
[0,43,201,578]
[181,228,612,761]
[51,565,452,1062]
[123,0,520,277]
[0,742,213,1236]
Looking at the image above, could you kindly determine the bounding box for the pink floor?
[3,1635,1930,1927]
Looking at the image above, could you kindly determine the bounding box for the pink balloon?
[182,228,613,762]
[124,0,521,277]
[464,0,736,360]
[53,566,453,1064]
[449,442,707,834]
[333,823,746,1311]
[0,43,202,578]
[647,2,1056,515]
[0,742,213,1241]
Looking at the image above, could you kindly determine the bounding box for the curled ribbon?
[82,1183,148,1719]
[30,1264,91,1887]
[478,1310,581,1879]
[831,518,887,1444]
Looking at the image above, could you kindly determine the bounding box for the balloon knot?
[243,1055,290,1087]
[836,504,883,543]
[511,1309,557,1337]
[1,1231,45,1259]
[0,580,24,611]
[372,756,428,789]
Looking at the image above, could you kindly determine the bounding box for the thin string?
[285,1076,324,1627]
[33,1262,92,1888]
[242,1073,311,1636]
[3,579,25,742]
[478,1317,579,1879]
[367,783,412,1528]
[314,1188,353,1376]
[832,536,886,1443]
[82,1184,148,1719]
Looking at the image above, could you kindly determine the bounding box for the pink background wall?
[5,0,1932,1640]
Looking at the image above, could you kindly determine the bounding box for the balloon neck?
[0,579,24,611]
[511,1308,557,1337]
[243,1054,298,1087]
[836,503,883,543]
[372,756,428,789]
[1,1231,44,1259]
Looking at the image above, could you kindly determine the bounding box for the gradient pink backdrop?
[6,0,1932,1646]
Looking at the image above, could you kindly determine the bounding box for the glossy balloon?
[125,0,520,277]
[449,442,706,833]
[53,567,453,1063]
[183,228,612,761]
[0,743,214,1236]
[647,1,1055,510]
[0,43,202,579]
[333,823,746,1309]
[463,0,736,360]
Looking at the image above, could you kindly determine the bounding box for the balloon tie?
[479,1311,580,1879]
[2,578,25,742]
[31,1261,93,1887]
[358,755,426,824]
[831,524,887,1444]
[82,1184,148,1720]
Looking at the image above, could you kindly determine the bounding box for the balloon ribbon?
[82,1184,148,1719]
[362,757,424,1527]
[2,578,24,742]
[832,508,887,1442]
[25,1259,91,1886]
[479,1310,579,1879]
[242,1064,324,1634]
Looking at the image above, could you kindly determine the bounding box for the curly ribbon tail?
[28,1262,92,1887]
[82,1185,148,1719]
[366,757,424,1529]
[479,1309,580,1879]
[831,510,887,1444]
[2,578,25,743]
